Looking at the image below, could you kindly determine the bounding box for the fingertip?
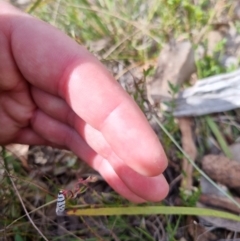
[122,133,168,177]
[134,145,168,177]
[92,158,147,203]
[155,175,169,201]
[100,100,169,177]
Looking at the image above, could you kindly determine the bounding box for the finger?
[31,109,146,203]
[108,153,169,202]
[2,5,168,176]
[15,127,68,149]
[95,158,146,203]
[15,127,49,145]
[32,88,169,201]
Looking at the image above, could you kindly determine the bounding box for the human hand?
[0,1,169,202]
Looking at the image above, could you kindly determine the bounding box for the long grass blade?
[67,206,240,222]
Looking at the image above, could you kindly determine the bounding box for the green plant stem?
[205,115,232,158]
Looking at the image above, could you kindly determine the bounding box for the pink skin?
[0,2,169,202]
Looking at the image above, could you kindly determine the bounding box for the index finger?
[1,2,168,176]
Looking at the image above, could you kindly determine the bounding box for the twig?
[178,117,197,190]
[0,199,56,233]
[7,173,49,241]
[24,199,84,241]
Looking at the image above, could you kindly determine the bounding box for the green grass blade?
[205,115,232,158]
[66,206,240,222]
[27,0,44,13]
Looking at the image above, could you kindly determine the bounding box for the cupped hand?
[0,1,169,202]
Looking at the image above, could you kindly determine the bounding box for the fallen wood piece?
[172,68,240,116]
[178,117,197,190]
[201,154,240,190]
[199,194,240,214]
